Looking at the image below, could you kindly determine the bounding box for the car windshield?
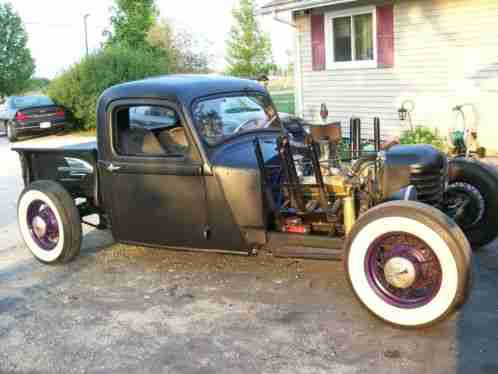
[10,96,54,109]
[193,94,280,146]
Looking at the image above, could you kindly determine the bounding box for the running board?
[267,232,344,261]
[267,232,344,249]
[272,246,343,261]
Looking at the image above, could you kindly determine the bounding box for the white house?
[259,0,498,150]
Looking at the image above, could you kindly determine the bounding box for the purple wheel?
[26,200,60,251]
[345,201,471,328]
[18,181,81,264]
[365,232,442,309]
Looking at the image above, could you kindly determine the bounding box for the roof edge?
[257,0,360,15]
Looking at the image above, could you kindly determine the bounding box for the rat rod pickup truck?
[13,75,498,328]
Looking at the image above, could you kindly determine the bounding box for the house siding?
[295,0,498,149]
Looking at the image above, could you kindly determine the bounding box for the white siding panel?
[297,0,498,149]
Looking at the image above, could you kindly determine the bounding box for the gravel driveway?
[1,134,498,374]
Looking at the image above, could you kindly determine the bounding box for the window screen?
[331,12,374,63]
[354,14,373,61]
[333,16,352,62]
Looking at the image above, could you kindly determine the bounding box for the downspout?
[272,10,304,118]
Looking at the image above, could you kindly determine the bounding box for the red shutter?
[377,4,394,68]
[311,14,326,71]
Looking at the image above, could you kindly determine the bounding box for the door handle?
[107,163,121,172]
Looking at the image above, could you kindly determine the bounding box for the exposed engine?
[254,118,448,237]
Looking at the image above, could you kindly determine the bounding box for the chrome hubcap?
[383,257,417,289]
[32,216,47,239]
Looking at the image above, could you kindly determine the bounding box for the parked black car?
[14,75,498,328]
[0,95,70,142]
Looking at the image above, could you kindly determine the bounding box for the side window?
[114,105,190,157]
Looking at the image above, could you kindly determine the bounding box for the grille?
[410,170,445,206]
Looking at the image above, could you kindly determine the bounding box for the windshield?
[10,96,54,109]
[193,93,280,146]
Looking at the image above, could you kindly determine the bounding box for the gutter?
[272,10,297,28]
[257,0,360,15]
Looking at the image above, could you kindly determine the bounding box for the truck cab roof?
[98,75,266,110]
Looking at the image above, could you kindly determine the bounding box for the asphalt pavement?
[1,134,498,374]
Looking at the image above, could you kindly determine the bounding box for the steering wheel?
[233,119,260,134]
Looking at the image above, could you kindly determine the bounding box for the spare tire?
[446,158,498,248]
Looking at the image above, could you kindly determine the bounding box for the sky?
[8,0,294,79]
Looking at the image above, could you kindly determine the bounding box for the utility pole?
[84,14,90,57]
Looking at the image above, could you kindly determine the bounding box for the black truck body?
[14,77,301,254]
[14,75,498,328]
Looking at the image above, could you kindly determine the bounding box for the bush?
[47,47,168,130]
[399,126,445,150]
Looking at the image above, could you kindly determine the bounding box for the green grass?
[271,91,295,115]
[73,128,97,137]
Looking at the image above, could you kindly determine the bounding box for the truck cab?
[15,76,285,255]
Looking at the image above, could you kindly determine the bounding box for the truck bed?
[12,139,99,205]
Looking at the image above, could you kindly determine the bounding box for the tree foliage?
[105,0,158,50]
[0,2,35,98]
[47,48,168,130]
[147,18,210,74]
[226,0,275,78]
[23,77,51,94]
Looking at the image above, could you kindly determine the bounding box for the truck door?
[98,101,215,250]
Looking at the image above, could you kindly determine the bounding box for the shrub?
[399,126,445,150]
[47,47,168,130]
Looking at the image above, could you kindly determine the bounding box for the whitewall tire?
[18,180,82,264]
[344,201,471,328]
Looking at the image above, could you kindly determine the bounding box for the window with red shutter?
[323,6,376,69]
[318,4,394,70]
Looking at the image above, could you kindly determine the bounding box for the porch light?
[398,107,408,121]
[398,100,414,121]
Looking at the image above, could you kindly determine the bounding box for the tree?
[226,0,276,78]
[0,3,35,98]
[147,18,210,74]
[48,48,168,130]
[104,0,158,50]
[24,77,50,94]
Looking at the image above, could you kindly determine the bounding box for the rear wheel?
[446,158,498,247]
[345,201,471,328]
[7,121,17,142]
[18,180,82,264]
[0,120,6,136]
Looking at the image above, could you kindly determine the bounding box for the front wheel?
[344,201,471,328]
[18,180,82,264]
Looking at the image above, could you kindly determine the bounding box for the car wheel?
[344,201,471,328]
[0,120,6,136]
[18,180,82,264]
[446,158,498,248]
[7,121,17,142]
